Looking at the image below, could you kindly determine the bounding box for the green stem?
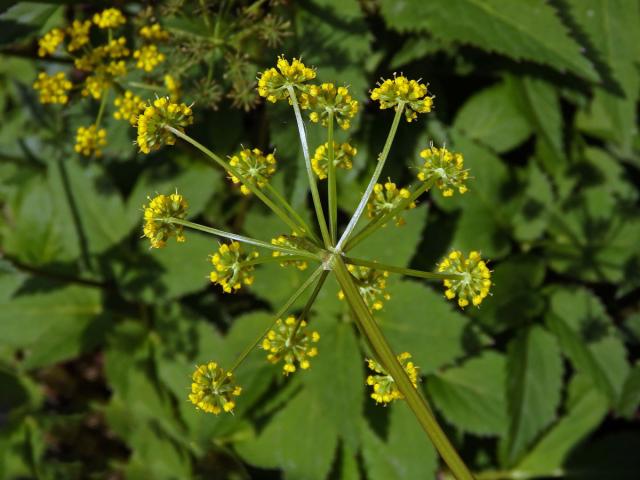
[336,103,405,251]
[287,86,332,248]
[241,254,312,268]
[167,217,321,260]
[94,88,109,129]
[264,183,321,246]
[327,112,337,243]
[344,256,463,281]
[229,266,324,372]
[166,126,307,238]
[290,270,329,339]
[332,257,474,480]
[126,80,167,93]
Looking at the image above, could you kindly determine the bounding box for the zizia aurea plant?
[136,56,491,480]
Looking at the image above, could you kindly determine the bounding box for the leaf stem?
[327,112,337,243]
[264,183,321,245]
[343,256,463,281]
[94,87,109,129]
[290,270,329,339]
[241,254,312,268]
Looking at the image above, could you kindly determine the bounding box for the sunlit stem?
[94,87,109,129]
[343,256,463,281]
[126,80,167,93]
[166,217,321,260]
[327,112,337,243]
[332,256,474,480]
[241,254,312,268]
[289,270,329,340]
[229,266,325,372]
[286,85,332,248]
[166,126,309,239]
[336,103,405,251]
[264,183,321,245]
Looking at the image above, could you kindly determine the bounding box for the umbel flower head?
[367,352,419,405]
[371,75,433,122]
[74,125,107,157]
[312,142,356,180]
[262,316,320,375]
[136,97,193,154]
[303,83,359,130]
[228,148,277,195]
[139,23,170,42]
[210,242,259,293]
[133,44,166,72]
[114,90,145,125]
[33,72,72,104]
[142,192,189,248]
[257,56,316,103]
[271,234,308,270]
[38,28,64,57]
[339,265,390,311]
[438,250,492,308]
[188,362,242,415]
[367,181,416,226]
[418,146,469,197]
[93,8,126,29]
[66,19,91,52]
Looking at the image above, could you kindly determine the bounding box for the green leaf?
[426,351,508,436]
[379,0,598,81]
[503,326,563,466]
[618,362,640,418]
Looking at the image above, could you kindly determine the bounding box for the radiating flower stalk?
[136,56,489,480]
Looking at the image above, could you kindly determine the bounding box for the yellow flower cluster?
[67,20,91,52]
[312,142,356,180]
[33,72,72,104]
[188,362,242,415]
[438,250,492,308]
[371,75,433,122]
[136,97,193,154]
[271,235,308,270]
[82,60,127,99]
[113,91,145,125]
[133,44,165,72]
[227,148,277,195]
[142,192,189,248]
[164,74,181,101]
[262,316,320,375]
[210,242,258,293]
[303,83,359,130]
[366,352,419,405]
[417,146,469,197]
[367,181,416,226]
[258,56,316,103]
[74,125,107,157]
[37,28,64,57]
[140,23,170,41]
[93,8,126,29]
[338,265,390,311]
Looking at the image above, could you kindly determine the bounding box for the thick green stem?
[336,104,405,251]
[327,112,337,243]
[264,183,321,245]
[343,256,463,282]
[287,86,332,248]
[290,270,329,339]
[332,257,474,480]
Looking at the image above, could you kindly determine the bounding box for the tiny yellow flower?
[311,142,356,180]
[438,250,492,308]
[366,352,419,405]
[114,91,145,125]
[371,75,433,122]
[227,148,277,195]
[262,316,320,375]
[98,37,130,59]
[133,44,165,72]
[136,97,193,154]
[210,242,258,293]
[257,55,316,103]
[417,145,469,197]
[93,8,126,29]
[33,71,72,104]
[74,125,107,157]
[74,49,103,72]
[140,23,170,41]
[302,83,359,130]
[38,28,64,57]
[338,264,390,311]
[367,181,415,226]
[271,234,308,270]
[142,192,189,248]
[188,362,242,415]
[164,74,181,102]
[66,20,92,52]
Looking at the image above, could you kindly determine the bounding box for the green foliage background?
[1,0,640,478]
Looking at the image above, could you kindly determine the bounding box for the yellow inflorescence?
[188,362,242,415]
[271,234,308,270]
[338,264,390,311]
[139,23,170,41]
[303,83,359,130]
[93,8,126,29]
[257,56,316,103]
[114,91,145,125]
[66,20,91,52]
[366,352,419,405]
[312,142,356,180]
[227,148,277,195]
[367,181,416,226]
[38,28,64,57]
[438,250,492,308]
[33,72,72,104]
[164,74,181,101]
[133,44,165,72]
[142,192,189,248]
[210,242,258,293]
[136,97,193,154]
[98,37,131,59]
[74,125,107,157]
[418,146,469,197]
[262,316,320,375]
[371,75,433,122]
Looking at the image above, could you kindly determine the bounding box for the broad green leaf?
[426,351,508,436]
[618,362,640,418]
[339,444,361,480]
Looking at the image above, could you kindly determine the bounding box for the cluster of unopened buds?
[134,55,492,427]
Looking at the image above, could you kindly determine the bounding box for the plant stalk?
[343,256,463,281]
[327,112,337,243]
